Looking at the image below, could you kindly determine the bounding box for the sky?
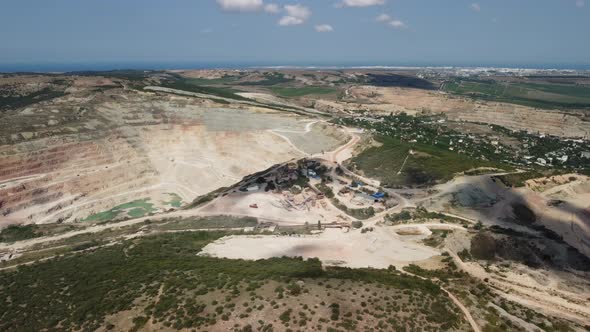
[0,0,589,70]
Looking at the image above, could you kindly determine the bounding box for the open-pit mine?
[1,69,589,332]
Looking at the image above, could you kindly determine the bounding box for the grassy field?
[366,73,437,90]
[349,136,497,187]
[444,79,590,109]
[0,231,465,331]
[183,76,241,85]
[83,198,156,222]
[269,86,338,97]
[237,72,293,86]
[162,79,250,101]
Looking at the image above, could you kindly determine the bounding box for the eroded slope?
[0,83,344,225]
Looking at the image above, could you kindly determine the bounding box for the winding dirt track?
[443,288,482,332]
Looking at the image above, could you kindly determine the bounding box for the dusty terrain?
[1,69,589,332]
[200,227,439,269]
[0,79,345,226]
[419,173,590,258]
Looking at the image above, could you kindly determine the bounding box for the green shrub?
[0,224,41,242]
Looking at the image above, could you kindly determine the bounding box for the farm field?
[444,79,590,109]
[270,86,338,97]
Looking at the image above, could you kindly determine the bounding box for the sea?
[1,61,589,73]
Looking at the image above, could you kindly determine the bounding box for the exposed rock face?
[0,123,302,224]
[0,88,318,225]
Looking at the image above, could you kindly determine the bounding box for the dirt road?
[402,264,481,332]
[443,288,482,332]
[447,251,590,326]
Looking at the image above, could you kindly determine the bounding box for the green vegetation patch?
[351,136,495,187]
[366,73,437,90]
[161,79,250,101]
[0,232,319,331]
[0,224,41,242]
[330,198,375,220]
[159,216,258,230]
[0,88,66,111]
[315,182,375,219]
[0,231,459,331]
[422,230,451,248]
[163,193,183,208]
[127,208,147,218]
[444,79,590,109]
[492,169,575,188]
[67,69,152,81]
[83,198,156,222]
[403,263,465,281]
[270,86,337,97]
[183,76,242,85]
[386,207,469,226]
[237,72,293,86]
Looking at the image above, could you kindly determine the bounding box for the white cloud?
[375,13,407,29]
[576,0,585,7]
[264,3,280,13]
[389,20,407,29]
[315,24,334,32]
[340,0,385,7]
[470,3,481,12]
[279,16,304,25]
[284,4,311,19]
[375,13,391,22]
[216,0,263,11]
[278,4,311,26]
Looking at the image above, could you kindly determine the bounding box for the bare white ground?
[199,226,439,269]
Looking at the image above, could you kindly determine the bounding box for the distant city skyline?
[1,0,589,71]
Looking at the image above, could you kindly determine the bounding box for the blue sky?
[0,0,588,70]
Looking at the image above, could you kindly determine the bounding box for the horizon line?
[2,62,590,73]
